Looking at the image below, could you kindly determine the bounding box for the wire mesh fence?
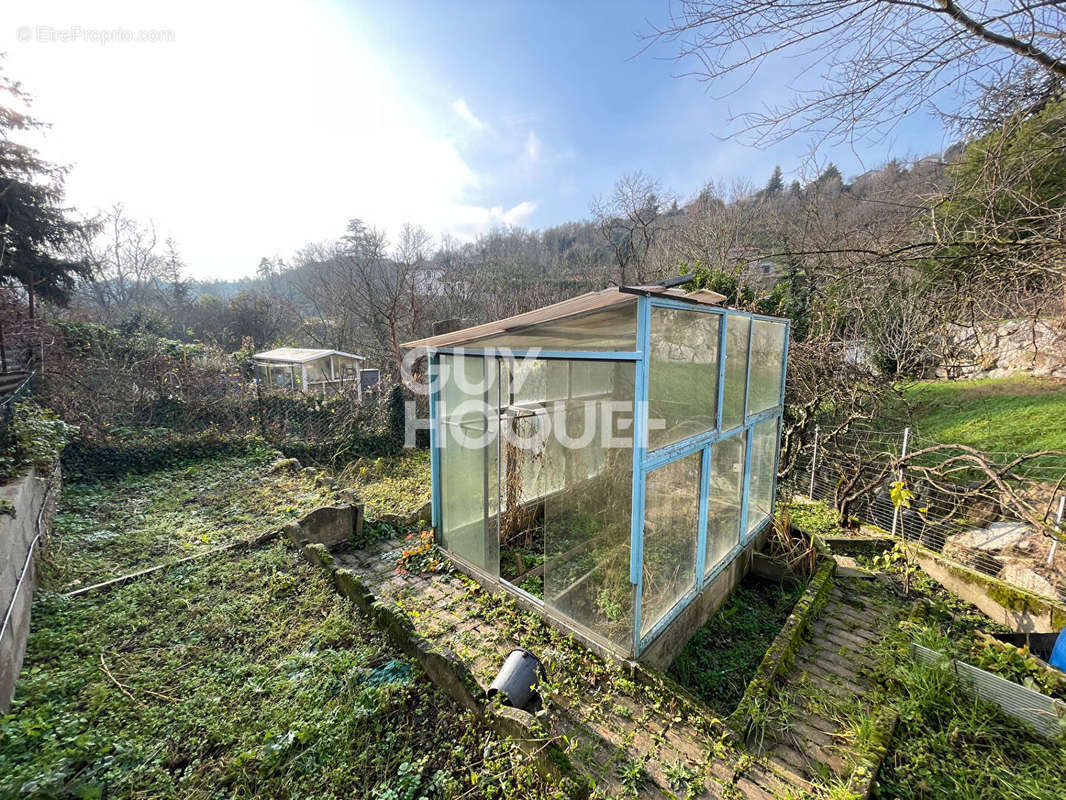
[1,320,426,478]
[0,371,37,454]
[781,425,1066,604]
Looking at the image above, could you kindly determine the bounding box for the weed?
[616,755,649,796]
[664,757,700,796]
[0,455,551,800]
[668,575,808,716]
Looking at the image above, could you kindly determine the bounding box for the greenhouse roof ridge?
[401,284,728,349]
[252,348,366,363]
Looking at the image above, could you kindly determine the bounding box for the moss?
[933,550,1062,618]
[332,568,374,615]
[844,706,899,798]
[300,543,335,571]
[986,580,1036,613]
[728,559,836,735]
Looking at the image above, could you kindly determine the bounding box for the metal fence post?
[890,427,911,539]
[1047,495,1065,567]
[808,425,819,500]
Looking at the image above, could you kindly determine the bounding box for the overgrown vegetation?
[47,448,341,590]
[667,575,808,717]
[840,544,1066,798]
[336,449,431,517]
[1,454,553,800]
[869,620,1066,800]
[0,400,75,482]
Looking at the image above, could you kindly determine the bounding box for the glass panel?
[439,354,498,575]
[747,320,787,415]
[336,356,360,382]
[641,451,701,638]
[502,359,566,506]
[706,434,745,576]
[746,418,779,537]
[270,365,293,389]
[647,308,721,451]
[541,361,635,652]
[305,358,329,384]
[464,301,638,351]
[721,315,749,430]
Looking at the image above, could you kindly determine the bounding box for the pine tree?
[0,67,92,316]
[763,165,784,197]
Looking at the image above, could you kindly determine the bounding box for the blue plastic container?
[1049,628,1066,673]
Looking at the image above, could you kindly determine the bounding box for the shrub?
[0,401,76,482]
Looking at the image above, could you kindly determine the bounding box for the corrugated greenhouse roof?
[252,348,365,363]
[401,285,727,349]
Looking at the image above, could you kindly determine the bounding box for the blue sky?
[3,1,948,279]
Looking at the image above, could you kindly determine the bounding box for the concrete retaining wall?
[911,544,1066,632]
[0,465,60,712]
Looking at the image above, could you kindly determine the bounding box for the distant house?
[252,348,367,394]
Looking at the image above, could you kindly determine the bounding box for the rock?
[315,475,338,489]
[296,503,364,547]
[267,457,300,474]
[997,563,1057,599]
[407,501,432,526]
[949,521,1030,552]
[281,521,305,546]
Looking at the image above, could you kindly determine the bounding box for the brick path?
[334,541,899,799]
[748,577,903,794]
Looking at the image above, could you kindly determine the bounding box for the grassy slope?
[1,453,549,800]
[337,449,431,517]
[48,449,342,591]
[903,376,1066,453]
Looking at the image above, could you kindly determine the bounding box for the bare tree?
[652,1,1066,146]
[592,171,674,284]
[295,220,428,375]
[77,204,176,321]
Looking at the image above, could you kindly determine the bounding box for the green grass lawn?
[1,451,551,800]
[903,376,1066,453]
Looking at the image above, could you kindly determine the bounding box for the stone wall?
[938,317,1066,379]
[0,465,60,712]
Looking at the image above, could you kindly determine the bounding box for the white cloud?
[524,131,543,164]
[0,0,533,278]
[443,200,537,237]
[450,97,485,132]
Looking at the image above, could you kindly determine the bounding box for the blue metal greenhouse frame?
[422,293,790,659]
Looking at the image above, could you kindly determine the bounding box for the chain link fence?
[782,425,1066,604]
[0,320,427,479]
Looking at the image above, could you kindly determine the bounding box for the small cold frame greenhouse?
[253,348,366,393]
[403,283,789,660]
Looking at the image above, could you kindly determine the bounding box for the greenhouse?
[403,283,789,661]
[252,348,366,393]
